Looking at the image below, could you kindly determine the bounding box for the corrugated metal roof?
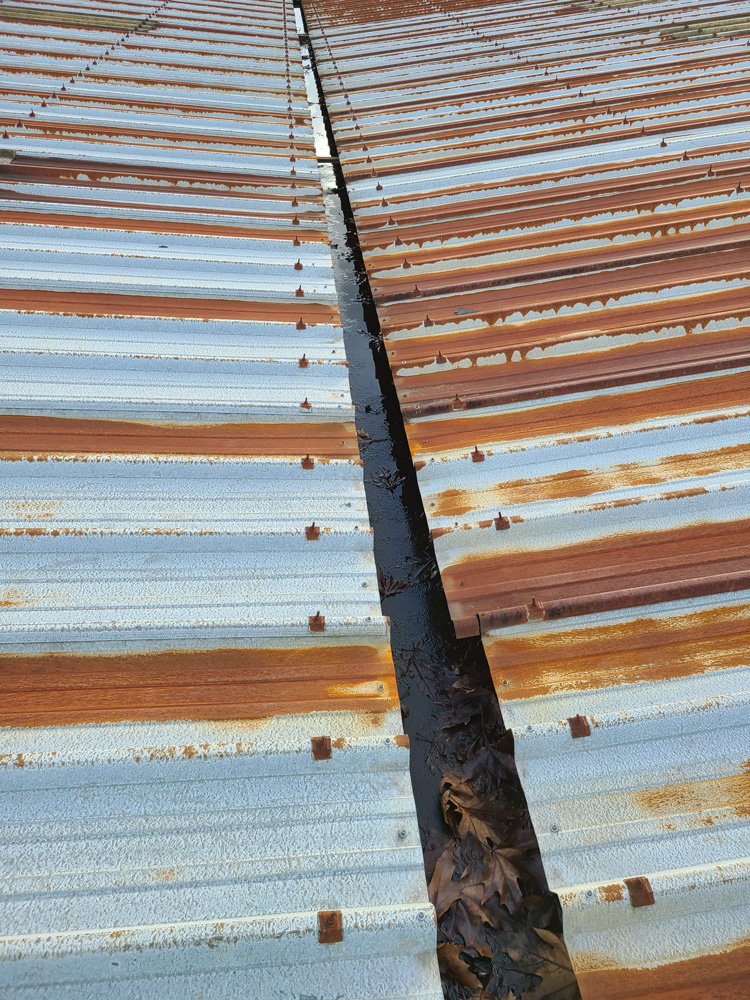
[0,725,440,999]
[304,0,750,993]
[0,0,440,994]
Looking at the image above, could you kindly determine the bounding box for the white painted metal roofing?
[0,728,441,999]
[0,0,441,994]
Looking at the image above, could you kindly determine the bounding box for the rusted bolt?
[293,235,300,247]
[28,110,35,118]
[300,397,311,410]
[625,877,655,908]
[394,235,403,246]
[296,285,304,298]
[291,196,299,207]
[318,909,343,944]
[660,138,667,147]
[309,611,326,632]
[292,214,300,225]
[424,314,433,327]
[568,715,591,738]
[296,317,306,330]
[41,100,47,107]
[294,259,303,270]
[299,353,309,368]
[380,197,389,207]
[311,735,331,760]
[305,522,320,541]
[494,511,510,530]
[682,151,689,161]
[435,350,447,363]
[471,446,485,462]
[402,258,411,269]
[707,165,715,177]
[387,216,396,226]
[527,597,544,619]
[376,182,383,191]
[452,394,466,410]
[301,454,315,470]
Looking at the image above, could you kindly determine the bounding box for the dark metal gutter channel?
[296,4,580,996]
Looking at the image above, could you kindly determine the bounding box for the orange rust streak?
[0,291,338,324]
[0,416,359,460]
[431,442,750,517]
[405,370,750,455]
[443,518,750,618]
[635,768,750,820]
[575,940,750,1000]
[485,601,750,699]
[0,210,327,242]
[0,645,397,727]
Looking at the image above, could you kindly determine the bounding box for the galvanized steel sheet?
[0,0,440,995]
[305,0,750,993]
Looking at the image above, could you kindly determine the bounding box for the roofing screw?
[526,725,533,732]
[551,824,560,833]
[585,889,594,898]
[418,911,426,920]
[397,829,407,840]
[494,511,510,530]
[377,684,385,692]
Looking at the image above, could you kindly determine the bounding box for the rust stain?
[0,588,32,607]
[0,645,397,727]
[152,868,177,883]
[0,416,359,461]
[599,883,624,903]
[406,370,750,456]
[635,772,750,821]
[486,600,750,699]
[575,939,750,999]
[442,518,750,621]
[431,442,750,516]
[0,290,338,325]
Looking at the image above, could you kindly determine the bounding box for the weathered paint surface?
[0,0,440,994]
[304,0,750,991]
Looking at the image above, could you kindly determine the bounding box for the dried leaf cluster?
[423,676,581,1000]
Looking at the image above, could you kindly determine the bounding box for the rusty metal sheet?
[305,0,750,992]
[0,0,440,994]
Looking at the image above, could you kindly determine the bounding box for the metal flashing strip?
[305,0,750,993]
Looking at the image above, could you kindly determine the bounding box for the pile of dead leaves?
[424,679,581,1000]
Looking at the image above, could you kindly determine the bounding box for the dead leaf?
[438,942,483,989]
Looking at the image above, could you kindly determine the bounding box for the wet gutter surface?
[296,6,581,997]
